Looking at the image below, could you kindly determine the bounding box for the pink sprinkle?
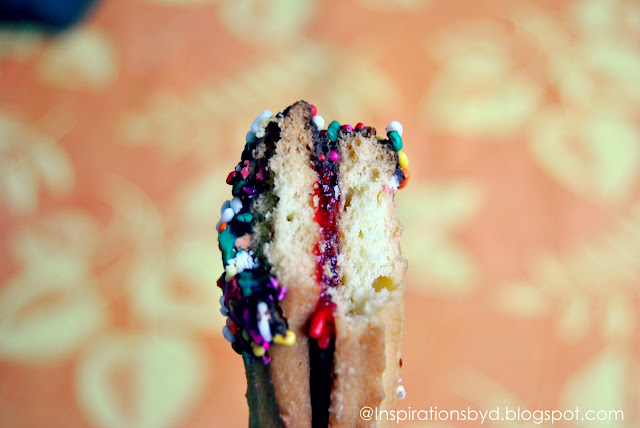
[256,167,265,181]
[240,166,250,179]
[319,153,326,161]
[310,104,317,116]
[330,150,340,162]
[341,124,353,132]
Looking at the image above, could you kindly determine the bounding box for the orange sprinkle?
[218,222,228,232]
[398,168,410,189]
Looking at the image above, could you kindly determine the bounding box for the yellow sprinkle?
[273,330,296,346]
[225,265,238,281]
[376,135,384,141]
[252,343,266,357]
[398,150,409,168]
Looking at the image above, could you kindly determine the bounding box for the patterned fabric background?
[1,0,639,427]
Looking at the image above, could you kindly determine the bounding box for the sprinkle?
[256,167,265,181]
[388,130,403,151]
[309,309,327,339]
[386,120,403,137]
[234,250,257,271]
[396,385,406,399]
[221,200,231,215]
[398,168,410,189]
[319,153,326,162]
[246,131,256,143]
[313,115,325,130]
[318,324,333,349]
[376,135,384,141]
[230,197,243,214]
[222,326,236,343]
[240,165,250,179]
[236,212,253,223]
[327,120,340,142]
[251,110,272,134]
[243,186,257,195]
[226,317,239,334]
[354,122,365,131]
[221,207,235,223]
[242,329,250,341]
[257,302,273,343]
[218,222,228,232]
[226,171,237,184]
[252,343,266,357]
[225,264,238,281]
[398,150,409,168]
[341,124,353,132]
[310,104,317,116]
[329,150,340,162]
[217,277,224,289]
[220,306,228,316]
[273,330,296,346]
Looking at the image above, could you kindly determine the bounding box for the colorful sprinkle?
[236,212,253,223]
[257,302,273,343]
[243,186,257,195]
[222,326,236,343]
[252,343,266,357]
[309,308,327,339]
[319,153,326,162]
[329,150,340,162]
[398,168,410,189]
[225,264,238,281]
[313,115,325,130]
[388,130,403,151]
[251,110,272,134]
[217,222,228,232]
[398,150,409,168]
[386,120,403,137]
[341,124,353,132]
[327,120,340,142]
[273,330,296,346]
[221,207,235,223]
[354,122,365,131]
[226,317,239,334]
[230,197,243,214]
[226,171,237,184]
[246,131,257,143]
[310,104,317,117]
[318,323,333,349]
[221,200,231,214]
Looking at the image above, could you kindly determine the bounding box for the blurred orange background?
[1,0,640,427]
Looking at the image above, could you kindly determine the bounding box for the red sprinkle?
[341,124,353,132]
[318,323,333,349]
[309,309,327,339]
[218,222,228,232]
[329,150,340,162]
[226,171,237,184]
[216,275,224,289]
[310,104,317,117]
[319,153,326,162]
[354,122,365,131]
[226,318,238,334]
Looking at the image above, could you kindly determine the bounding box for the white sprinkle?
[390,175,400,190]
[246,131,256,143]
[386,120,403,137]
[234,250,257,271]
[219,295,225,306]
[221,207,235,223]
[313,115,325,130]
[220,200,231,215]
[220,306,229,316]
[257,302,272,342]
[230,197,243,214]
[396,385,406,399]
[222,326,236,343]
[251,110,272,134]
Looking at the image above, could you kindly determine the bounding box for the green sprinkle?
[232,179,247,197]
[218,228,237,265]
[327,120,340,142]
[237,271,259,297]
[388,130,403,151]
[236,212,253,223]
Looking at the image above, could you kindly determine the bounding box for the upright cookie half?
[216,101,409,428]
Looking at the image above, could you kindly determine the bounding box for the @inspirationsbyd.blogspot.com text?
[359,406,624,424]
